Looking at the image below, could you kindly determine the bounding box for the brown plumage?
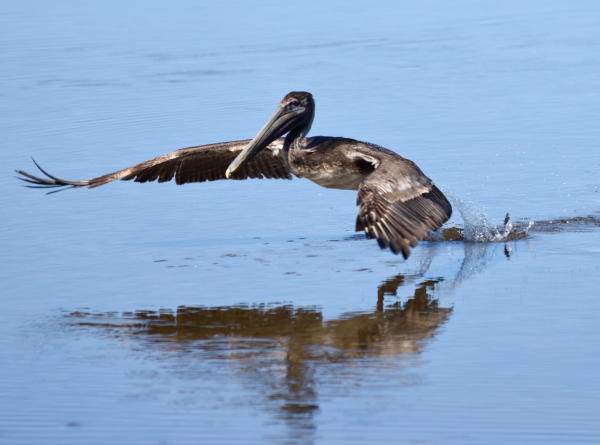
[16,139,289,189]
[16,91,452,258]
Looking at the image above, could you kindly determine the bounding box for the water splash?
[455,197,531,242]
[427,196,533,243]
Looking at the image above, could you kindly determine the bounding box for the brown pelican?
[16,91,451,258]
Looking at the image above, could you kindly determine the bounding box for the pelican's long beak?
[225,103,305,178]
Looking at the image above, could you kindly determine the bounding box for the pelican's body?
[287,137,412,190]
[287,137,369,189]
[17,91,451,258]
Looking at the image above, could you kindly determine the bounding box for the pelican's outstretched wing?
[355,154,452,259]
[16,139,290,191]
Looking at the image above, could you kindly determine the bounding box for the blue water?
[2,1,600,444]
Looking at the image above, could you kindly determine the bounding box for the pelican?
[16,91,451,258]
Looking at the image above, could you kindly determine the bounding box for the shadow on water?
[65,240,510,437]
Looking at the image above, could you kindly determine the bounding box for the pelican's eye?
[288,99,300,107]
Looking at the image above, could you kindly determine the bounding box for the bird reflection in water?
[69,279,449,434]
[68,242,506,434]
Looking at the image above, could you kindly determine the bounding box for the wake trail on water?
[427,195,600,243]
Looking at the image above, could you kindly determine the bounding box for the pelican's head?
[225,91,314,178]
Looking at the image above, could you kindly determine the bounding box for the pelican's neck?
[282,128,301,151]
[283,115,313,153]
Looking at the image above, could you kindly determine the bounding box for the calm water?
[2,1,600,444]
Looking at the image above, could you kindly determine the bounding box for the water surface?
[2,1,600,444]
